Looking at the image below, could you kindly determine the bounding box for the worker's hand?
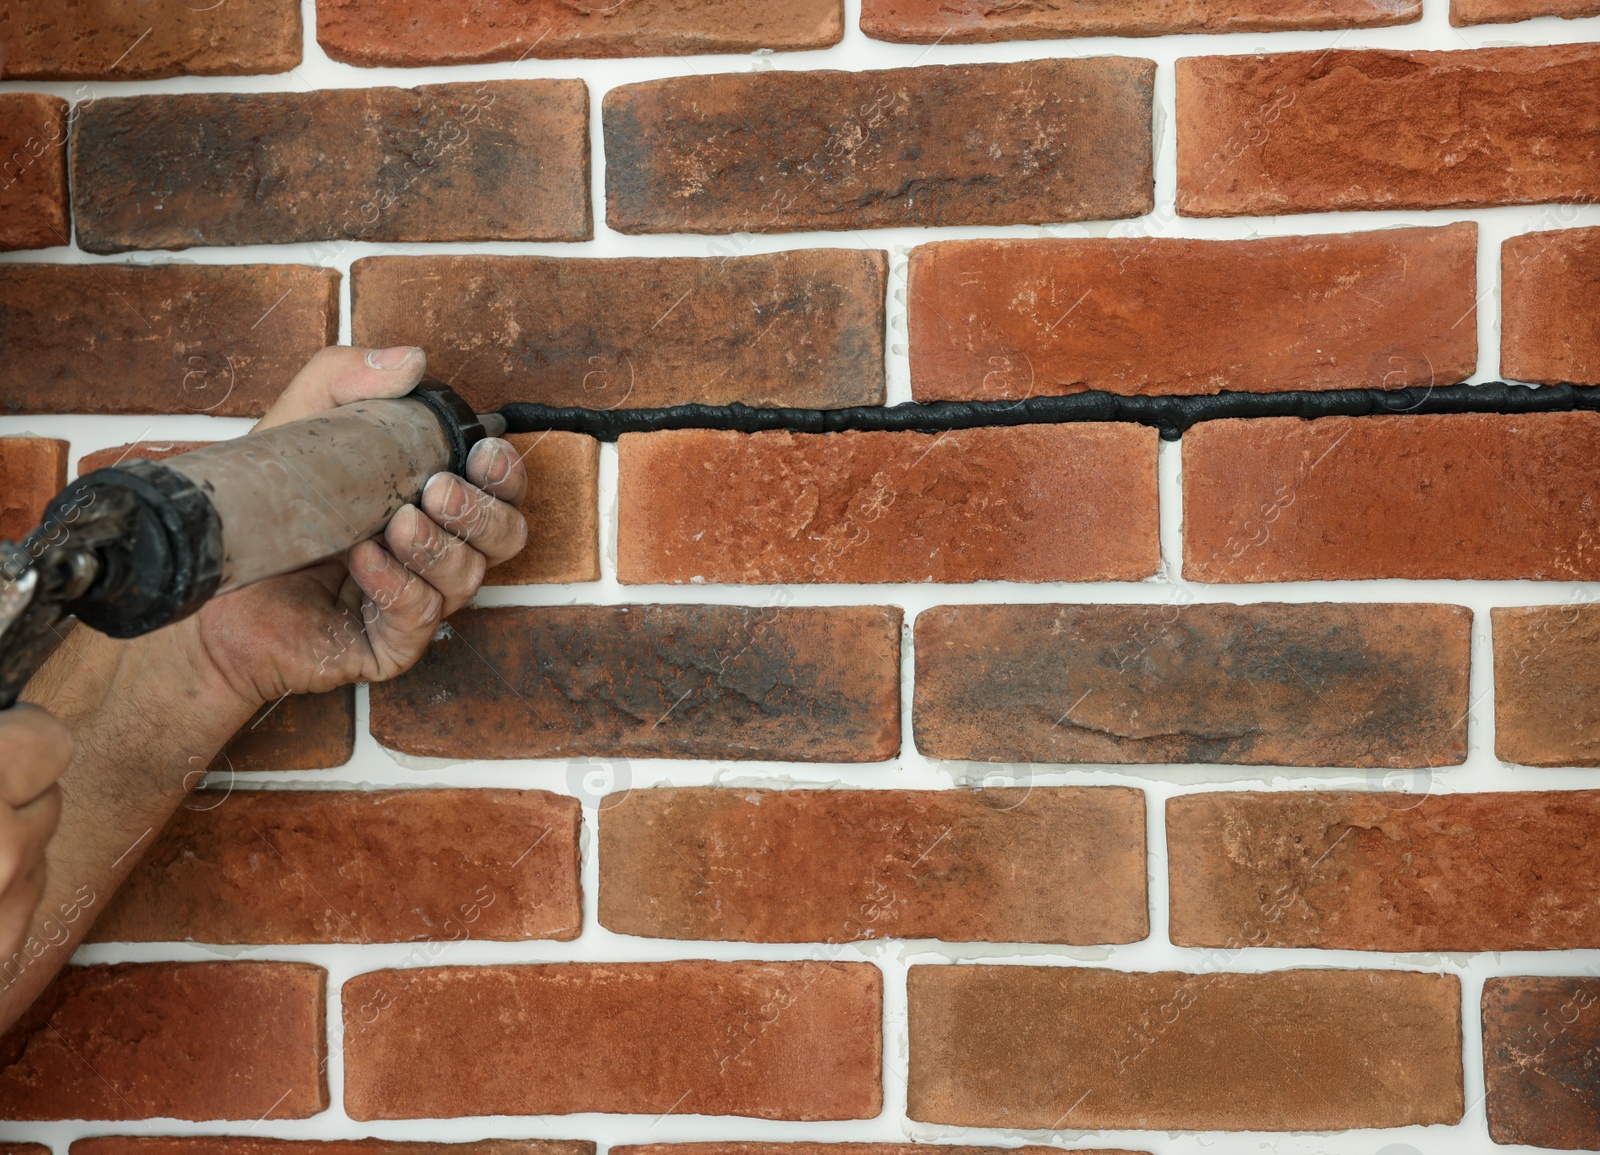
[182,345,528,708]
[0,705,68,958]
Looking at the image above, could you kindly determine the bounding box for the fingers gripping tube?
[0,380,491,708]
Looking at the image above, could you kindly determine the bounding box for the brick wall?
[3,2,1600,1154]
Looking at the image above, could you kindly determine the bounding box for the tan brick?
[1178,45,1600,215]
[863,0,1418,40]
[0,962,326,1120]
[369,605,901,762]
[605,59,1153,234]
[909,225,1477,400]
[914,602,1470,767]
[1494,604,1600,766]
[617,425,1159,584]
[1183,412,1600,581]
[1502,225,1600,385]
[71,83,590,252]
[0,94,68,250]
[0,1,299,78]
[1,264,338,417]
[0,437,66,542]
[343,962,881,1119]
[350,251,886,412]
[1169,790,1600,951]
[600,786,1147,944]
[488,433,600,585]
[1452,0,1600,23]
[908,964,1463,1130]
[317,0,841,65]
[89,789,581,944]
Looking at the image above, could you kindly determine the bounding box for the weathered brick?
[351,250,886,411]
[1482,977,1600,1149]
[90,789,580,944]
[488,432,600,584]
[863,0,1417,41]
[605,59,1153,234]
[0,1,299,79]
[909,225,1476,401]
[0,1144,46,1154]
[618,425,1158,584]
[1183,412,1600,581]
[343,962,881,1119]
[1,264,339,416]
[1502,225,1600,385]
[214,688,356,772]
[1494,605,1600,766]
[75,1142,593,1155]
[370,605,900,762]
[0,437,66,542]
[1453,0,1600,23]
[915,603,1470,768]
[0,962,326,1120]
[1169,790,1600,951]
[317,0,842,66]
[0,94,68,250]
[908,964,1462,1130]
[1177,45,1600,216]
[71,83,590,253]
[600,786,1147,944]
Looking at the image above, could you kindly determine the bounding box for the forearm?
[0,618,258,1029]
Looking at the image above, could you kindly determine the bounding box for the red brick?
[75,1143,592,1155]
[617,425,1158,584]
[1183,412,1600,581]
[317,0,841,66]
[369,605,900,762]
[89,789,580,944]
[605,59,1153,235]
[1177,45,1600,216]
[1452,0,1600,22]
[0,962,326,1120]
[1169,790,1600,951]
[863,0,1417,41]
[71,83,589,253]
[1494,604,1600,766]
[0,1145,47,1154]
[343,961,881,1120]
[0,437,66,542]
[915,603,1470,768]
[1502,225,1600,385]
[909,225,1476,401]
[0,1,299,79]
[600,786,1147,944]
[1482,977,1600,1149]
[0,94,68,250]
[908,964,1462,1130]
[487,432,599,585]
[1,264,339,416]
[350,250,886,411]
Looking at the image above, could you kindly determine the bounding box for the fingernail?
[474,439,512,486]
[366,345,419,370]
